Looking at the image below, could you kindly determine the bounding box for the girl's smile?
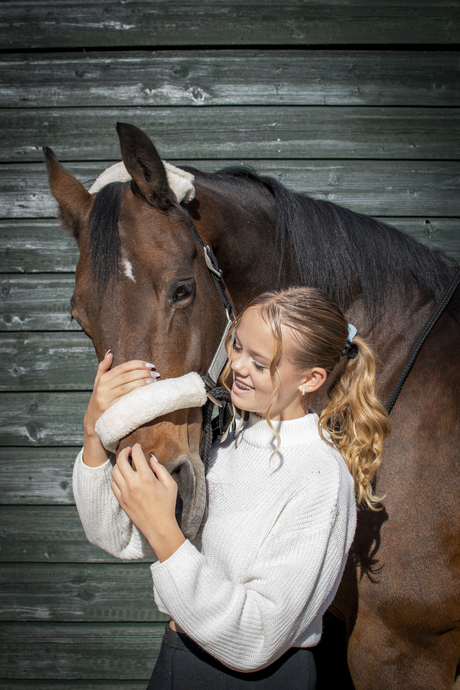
[230,307,310,421]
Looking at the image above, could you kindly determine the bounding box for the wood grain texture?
[3,106,459,163]
[0,622,162,679]
[0,506,153,563]
[2,1,460,50]
[0,563,165,622]
[3,161,460,219]
[0,274,77,331]
[0,332,95,390]
[1,218,458,275]
[0,221,79,273]
[1,50,459,108]
[0,447,81,504]
[0,392,88,445]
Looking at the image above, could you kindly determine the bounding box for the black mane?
[88,167,457,312]
[89,182,123,288]
[182,165,457,312]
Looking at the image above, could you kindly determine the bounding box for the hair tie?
[341,323,358,358]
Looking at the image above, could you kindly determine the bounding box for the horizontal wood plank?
[1,218,458,275]
[1,50,459,107]
[0,506,153,563]
[0,447,80,504]
[0,332,96,390]
[3,106,460,163]
[0,563,165,622]
[0,622,162,679]
[1,2,458,50]
[2,160,460,219]
[0,392,88,445]
[0,221,79,273]
[0,274,77,331]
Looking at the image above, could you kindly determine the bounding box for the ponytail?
[319,335,391,510]
[221,286,391,510]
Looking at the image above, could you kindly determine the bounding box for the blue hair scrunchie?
[341,323,358,358]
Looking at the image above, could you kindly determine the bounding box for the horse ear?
[44,146,92,240]
[116,122,175,210]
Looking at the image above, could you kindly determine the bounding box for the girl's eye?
[232,341,242,352]
[251,359,266,372]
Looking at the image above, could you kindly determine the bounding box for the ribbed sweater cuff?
[76,448,113,475]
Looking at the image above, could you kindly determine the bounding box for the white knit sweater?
[73,413,356,672]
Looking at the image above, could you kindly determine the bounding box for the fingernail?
[150,371,161,378]
[145,363,156,369]
[105,350,112,358]
[150,454,159,463]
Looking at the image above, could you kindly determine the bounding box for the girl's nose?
[231,354,249,376]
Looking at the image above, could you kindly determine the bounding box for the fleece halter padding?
[95,372,207,453]
[89,160,195,203]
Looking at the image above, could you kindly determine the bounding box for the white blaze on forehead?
[122,258,136,282]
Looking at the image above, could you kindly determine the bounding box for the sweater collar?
[241,412,320,448]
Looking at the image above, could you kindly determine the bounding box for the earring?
[302,387,306,396]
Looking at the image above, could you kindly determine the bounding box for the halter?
[181,204,235,390]
[181,204,235,460]
[385,267,460,413]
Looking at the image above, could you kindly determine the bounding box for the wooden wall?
[0,2,459,688]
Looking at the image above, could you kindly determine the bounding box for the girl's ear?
[298,368,327,395]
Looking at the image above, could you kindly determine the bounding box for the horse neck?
[347,285,437,401]
[189,181,291,312]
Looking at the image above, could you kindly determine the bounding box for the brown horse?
[45,123,460,690]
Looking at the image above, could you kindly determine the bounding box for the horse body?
[45,123,460,689]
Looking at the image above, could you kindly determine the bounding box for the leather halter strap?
[181,204,235,390]
[385,267,460,413]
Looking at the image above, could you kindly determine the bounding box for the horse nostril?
[174,490,184,527]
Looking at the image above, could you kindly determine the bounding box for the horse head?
[44,122,228,540]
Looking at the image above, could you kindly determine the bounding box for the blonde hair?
[222,285,391,510]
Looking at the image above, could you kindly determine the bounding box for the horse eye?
[171,282,195,305]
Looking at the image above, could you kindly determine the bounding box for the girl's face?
[230,307,308,421]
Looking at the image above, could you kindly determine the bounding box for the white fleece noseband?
[95,372,207,452]
[89,160,195,203]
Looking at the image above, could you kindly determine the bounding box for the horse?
[44,122,460,690]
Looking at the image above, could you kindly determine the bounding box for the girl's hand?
[82,352,160,467]
[111,444,185,561]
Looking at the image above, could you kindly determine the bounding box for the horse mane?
[89,181,123,288]
[182,165,457,312]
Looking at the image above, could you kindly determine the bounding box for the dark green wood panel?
[0,332,95,391]
[0,563,165,622]
[0,506,153,563]
[0,447,80,504]
[0,221,78,273]
[0,392,88,446]
[1,218,458,275]
[3,106,459,163]
[380,218,460,262]
[1,50,459,107]
[0,274,77,331]
[1,1,459,50]
[3,161,460,219]
[0,622,161,679]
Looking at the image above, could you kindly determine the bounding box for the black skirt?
[147,624,316,689]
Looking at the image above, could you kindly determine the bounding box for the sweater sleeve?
[150,470,355,672]
[72,449,155,560]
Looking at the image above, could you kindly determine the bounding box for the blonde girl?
[73,285,390,689]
